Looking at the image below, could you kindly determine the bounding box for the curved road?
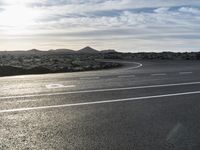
[1,60,200,149]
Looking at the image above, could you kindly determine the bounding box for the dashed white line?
[179,72,193,75]
[46,84,75,89]
[80,77,100,80]
[1,90,200,113]
[151,73,167,76]
[1,81,200,100]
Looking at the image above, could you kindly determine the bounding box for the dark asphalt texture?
[0,60,200,150]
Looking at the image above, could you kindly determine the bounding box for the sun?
[0,4,38,31]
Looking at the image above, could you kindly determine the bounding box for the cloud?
[0,0,200,51]
[27,0,200,13]
[179,7,200,14]
[154,7,169,13]
[0,7,4,12]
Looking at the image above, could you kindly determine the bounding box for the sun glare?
[0,4,38,30]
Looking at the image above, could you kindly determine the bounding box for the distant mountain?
[49,49,75,54]
[78,46,99,53]
[101,49,117,53]
[28,49,42,53]
[0,50,42,56]
[0,47,117,55]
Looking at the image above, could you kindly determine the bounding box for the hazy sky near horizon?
[0,0,200,52]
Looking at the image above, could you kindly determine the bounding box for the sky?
[0,0,200,52]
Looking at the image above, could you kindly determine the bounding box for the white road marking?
[118,75,135,78]
[100,60,143,70]
[80,77,100,80]
[151,73,167,76]
[179,72,193,75]
[1,81,200,100]
[46,84,75,89]
[166,123,183,142]
[4,99,38,104]
[127,62,143,70]
[0,90,200,113]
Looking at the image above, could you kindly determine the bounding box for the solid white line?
[127,62,143,70]
[179,72,193,75]
[100,60,143,70]
[1,90,200,113]
[151,73,167,76]
[4,99,38,104]
[1,81,200,100]
[80,77,100,80]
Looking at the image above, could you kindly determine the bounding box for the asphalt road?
[1,60,200,150]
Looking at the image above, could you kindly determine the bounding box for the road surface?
[1,60,200,150]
